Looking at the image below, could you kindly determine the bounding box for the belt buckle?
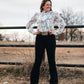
[41,32,48,35]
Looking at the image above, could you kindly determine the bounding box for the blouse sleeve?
[54,12,66,35]
[26,13,38,35]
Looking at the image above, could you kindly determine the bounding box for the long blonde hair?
[40,0,52,12]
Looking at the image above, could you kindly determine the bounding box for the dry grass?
[0,64,84,84]
[0,41,84,84]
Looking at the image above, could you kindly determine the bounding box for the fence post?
[66,28,68,41]
[80,32,82,41]
[71,29,72,41]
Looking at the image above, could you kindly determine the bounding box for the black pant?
[30,34,58,84]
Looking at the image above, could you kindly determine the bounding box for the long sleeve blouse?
[26,11,66,35]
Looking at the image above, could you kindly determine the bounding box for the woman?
[26,0,66,84]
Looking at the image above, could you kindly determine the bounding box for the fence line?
[0,25,84,67]
[0,25,84,29]
[0,44,84,47]
[0,62,84,68]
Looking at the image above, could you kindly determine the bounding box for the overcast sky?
[0,0,84,26]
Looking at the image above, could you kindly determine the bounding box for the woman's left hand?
[48,30,55,35]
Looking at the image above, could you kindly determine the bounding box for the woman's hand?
[49,30,55,35]
[34,29,41,35]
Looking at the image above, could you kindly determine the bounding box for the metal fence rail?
[0,62,84,68]
[0,44,84,47]
[0,25,84,29]
[0,25,84,67]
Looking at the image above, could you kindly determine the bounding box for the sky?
[0,0,84,26]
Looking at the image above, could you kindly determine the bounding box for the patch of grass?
[0,63,84,81]
[58,67,84,80]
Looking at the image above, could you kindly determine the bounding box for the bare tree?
[60,8,84,41]
[12,32,18,42]
[0,34,4,41]
[61,8,84,25]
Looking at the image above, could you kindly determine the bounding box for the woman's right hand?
[34,29,41,35]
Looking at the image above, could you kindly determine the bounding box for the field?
[0,41,84,84]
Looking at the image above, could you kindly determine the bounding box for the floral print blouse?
[26,11,66,35]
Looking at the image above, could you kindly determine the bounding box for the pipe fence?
[0,25,84,67]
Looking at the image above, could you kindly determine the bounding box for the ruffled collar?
[42,11,51,14]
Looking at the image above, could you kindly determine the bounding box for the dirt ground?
[0,46,84,64]
[0,76,84,84]
[0,41,84,84]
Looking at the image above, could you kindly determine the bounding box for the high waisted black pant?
[30,34,58,84]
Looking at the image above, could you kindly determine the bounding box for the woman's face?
[43,1,51,12]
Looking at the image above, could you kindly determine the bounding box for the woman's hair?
[40,0,52,12]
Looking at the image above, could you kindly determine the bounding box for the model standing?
[26,0,66,84]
